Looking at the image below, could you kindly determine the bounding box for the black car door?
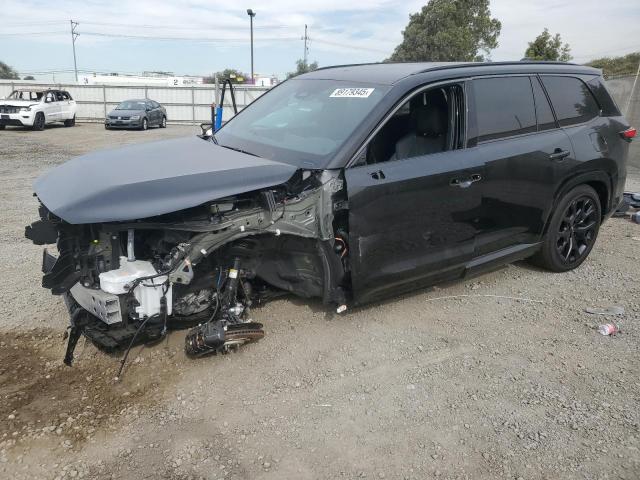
[466,75,575,257]
[345,82,486,304]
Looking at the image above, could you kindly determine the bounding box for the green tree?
[203,68,250,84]
[388,0,501,62]
[587,52,640,78]
[286,59,319,79]
[0,61,20,80]
[524,28,572,61]
[23,75,35,80]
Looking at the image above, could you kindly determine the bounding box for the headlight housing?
[20,107,31,112]
[130,115,140,120]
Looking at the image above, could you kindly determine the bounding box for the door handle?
[369,170,386,180]
[549,149,570,161]
[450,173,482,188]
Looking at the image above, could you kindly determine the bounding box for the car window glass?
[586,77,620,116]
[532,77,556,131]
[152,101,160,108]
[215,79,389,168]
[541,76,600,127]
[364,86,456,165]
[472,77,536,142]
[45,92,55,103]
[55,91,65,101]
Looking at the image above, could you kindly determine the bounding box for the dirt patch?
[0,329,180,455]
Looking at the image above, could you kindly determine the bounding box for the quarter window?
[472,77,537,142]
[541,76,600,127]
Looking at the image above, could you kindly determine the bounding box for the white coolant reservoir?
[99,256,173,318]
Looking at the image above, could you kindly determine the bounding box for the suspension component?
[184,256,265,357]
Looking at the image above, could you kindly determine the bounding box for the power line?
[311,37,390,55]
[0,31,67,36]
[80,31,298,43]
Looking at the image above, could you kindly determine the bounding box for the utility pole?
[246,9,256,84]
[70,20,79,83]
[303,24,308,68]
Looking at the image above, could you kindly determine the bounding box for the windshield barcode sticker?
[330,88,375,98]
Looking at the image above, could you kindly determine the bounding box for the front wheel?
[140,117,148,131]
[160,116,166,128]
[530,185,601,272]
[32,112,45,131]
[0,125,5,130]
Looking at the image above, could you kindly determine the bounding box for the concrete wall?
[0,81,269,124]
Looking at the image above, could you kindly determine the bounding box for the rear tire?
[529,185,601,272]
[32,112,45,131]
[64,115,76,127]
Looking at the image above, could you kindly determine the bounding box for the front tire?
[140,117,148,131]
[0,125,5,130]
[160,116,166,128]
[530,185,601,272]
[32,112,45,131]
[64,115,76,127]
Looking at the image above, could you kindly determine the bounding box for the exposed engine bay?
[26,169,350,366]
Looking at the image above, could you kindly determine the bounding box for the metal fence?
[0,80,270,124]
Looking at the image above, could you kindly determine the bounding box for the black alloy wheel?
[529,184,601,272]
[555,196,598,263]
[32,112,45,131]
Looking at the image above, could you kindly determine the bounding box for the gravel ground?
[1,123,639,480]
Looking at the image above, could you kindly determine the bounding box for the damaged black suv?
[26,62,633,363]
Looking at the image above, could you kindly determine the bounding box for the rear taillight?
[620,127,636,140]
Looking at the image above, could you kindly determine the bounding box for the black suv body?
[25,62,633,359]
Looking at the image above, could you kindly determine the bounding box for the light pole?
[247,9,256,84]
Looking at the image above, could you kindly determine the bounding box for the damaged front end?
[26,167,350,365]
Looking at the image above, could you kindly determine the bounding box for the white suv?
[0,89,77,130]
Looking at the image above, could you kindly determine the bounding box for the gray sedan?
[105,99,166,130]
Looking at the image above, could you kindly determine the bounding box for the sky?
[1,0,639,82]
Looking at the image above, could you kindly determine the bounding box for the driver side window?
[361,83,464,166]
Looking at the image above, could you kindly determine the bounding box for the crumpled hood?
[34,136,298,224]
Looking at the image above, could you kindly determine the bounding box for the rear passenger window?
[541,76,600,127]
[531,77,556,131]
[472,77,536,142]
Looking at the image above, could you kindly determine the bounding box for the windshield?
[7,90,43,101]
[116,100,147,110]
[214,79,389,168]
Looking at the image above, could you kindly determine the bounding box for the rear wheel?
[64,115,76,127]
[32,112,45,131]
[530,185,601,272]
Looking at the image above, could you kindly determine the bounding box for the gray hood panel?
[34,136,298,224]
